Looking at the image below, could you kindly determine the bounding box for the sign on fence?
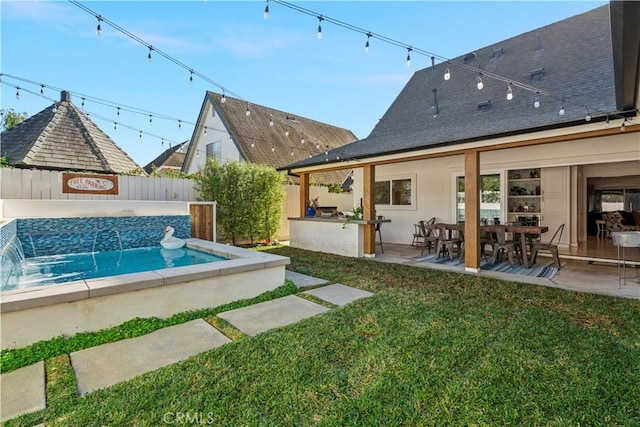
[62,173,119,195]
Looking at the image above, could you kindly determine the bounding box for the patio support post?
[464,150,481,271]
[300,172,310,217]
[363,164,376,256]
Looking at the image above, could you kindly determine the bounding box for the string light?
[301,134,305,144]
[15,87,20,99]
[476,74,484,90]
[406,47,412,67]
[285,128,289,136]
[506,83,513,100]
[117,107,120,116]
[263,0,269,20]
[147,46,153,62]
[189,70,193,85]
[620,119,626,131]
[534,97,540,109]
[52,103,57,113]
[139,130,142,139]
[114,122,117,130]
[161,138,164,146]
[558,101,565,116]
[96,16,102,35]
[178,119,182,130]
[149,114,153,125]
[365,33,371,53]
[221,92,226,103]
[82,97,85,108]
[585,108,591,122]
[317,16,323,39]
[269,114,274,126]
[605,114,610,128]
[245,103,251,117]
[444,68,451,81]
[204,126,208,135]
[40,84,44,96]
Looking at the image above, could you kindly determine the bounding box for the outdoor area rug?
[411,253,558,279]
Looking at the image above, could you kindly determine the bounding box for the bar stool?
[376,215,385,253]
[595,219,606,238]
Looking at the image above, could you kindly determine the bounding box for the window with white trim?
[206,140,221,162]
[375,177,413,206]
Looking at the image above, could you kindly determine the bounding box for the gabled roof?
[183,91,357,185]
[284,4,622,171]
[1,92,141,174]
[143,140,189,174]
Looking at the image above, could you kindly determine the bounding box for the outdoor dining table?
[427,223,549,268]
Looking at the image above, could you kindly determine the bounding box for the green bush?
[195,160,284,245]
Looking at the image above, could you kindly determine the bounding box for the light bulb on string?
[81,98,85,109]
[221,92,226,103]
[117,107,121,116]
[316,143,320,150]
[443,68,451,81]
[139,130,142,139]
[476,74,484,90]
[365,33,371,53]
[605,114,610,128]
[204,126,208,135]
[96,16,102,36]
[149,115,153,125]
[40,84,44,97]
[114,122,117,130]
[15,87,20,100]
[161,138,164,147]
[506,83,513,100]
[269,114,274,126]
[147,46,153,62]
[263,1,269,20]
[189,71,193,86]
[317,16,323,39]
[271,147,275,152]
[52,103,57,113]
[178,120,182,130]
[301,135,305,144]
[290,150,294,156]
[285,128,289,136]
[620,119,627,131]
[406,47,412,67]
[251,141,255,148]
[585,108,591,122]
[534,97,540,109]
[558,101,565,116]
[245,103,251,117]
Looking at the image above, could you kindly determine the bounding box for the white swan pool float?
[161,226,185,249]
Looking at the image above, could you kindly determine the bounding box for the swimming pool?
[4,246,227,291]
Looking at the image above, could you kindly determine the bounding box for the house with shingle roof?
[281,2,640,264]
[181,92,357,186]
[1,91,141,174]
[143,141,189,174]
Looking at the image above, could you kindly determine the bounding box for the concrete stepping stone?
[218,295,329,336]
[303,283,374,306]
[0,361,45,422]
[71,319,230,395]
[285,270,329,288]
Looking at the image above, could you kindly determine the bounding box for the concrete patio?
[371,242,640,300]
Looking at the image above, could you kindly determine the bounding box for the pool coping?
[0,239,289,313]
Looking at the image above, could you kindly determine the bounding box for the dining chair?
[419,218,438,254]
[436,224,462,261]
[491,225,521,266]
[412,223,425,247]
[479,230,494,261]
[530,223,564,269]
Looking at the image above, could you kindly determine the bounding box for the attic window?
[530,67,545,82]
[490,47,504,60]
[477,100,492,111]
[463,52,477,63]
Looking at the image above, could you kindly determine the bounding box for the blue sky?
[1,1,606,167]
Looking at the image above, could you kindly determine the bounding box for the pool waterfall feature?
[0,208,289,349]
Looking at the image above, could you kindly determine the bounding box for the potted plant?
[306,197,319,217]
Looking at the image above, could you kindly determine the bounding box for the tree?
[1,109,28,131]
[195,159,284,246]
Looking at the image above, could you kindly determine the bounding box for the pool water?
[4,246,226,290]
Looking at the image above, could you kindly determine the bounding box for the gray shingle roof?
[144,141,189,174]
[1,95,141,173]
[284,4,617,170]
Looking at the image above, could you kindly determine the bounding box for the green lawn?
[5,246,640,426]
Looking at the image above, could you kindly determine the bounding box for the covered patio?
[370,241,640,300]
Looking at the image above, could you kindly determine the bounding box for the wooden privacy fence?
[0,169,198,201]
